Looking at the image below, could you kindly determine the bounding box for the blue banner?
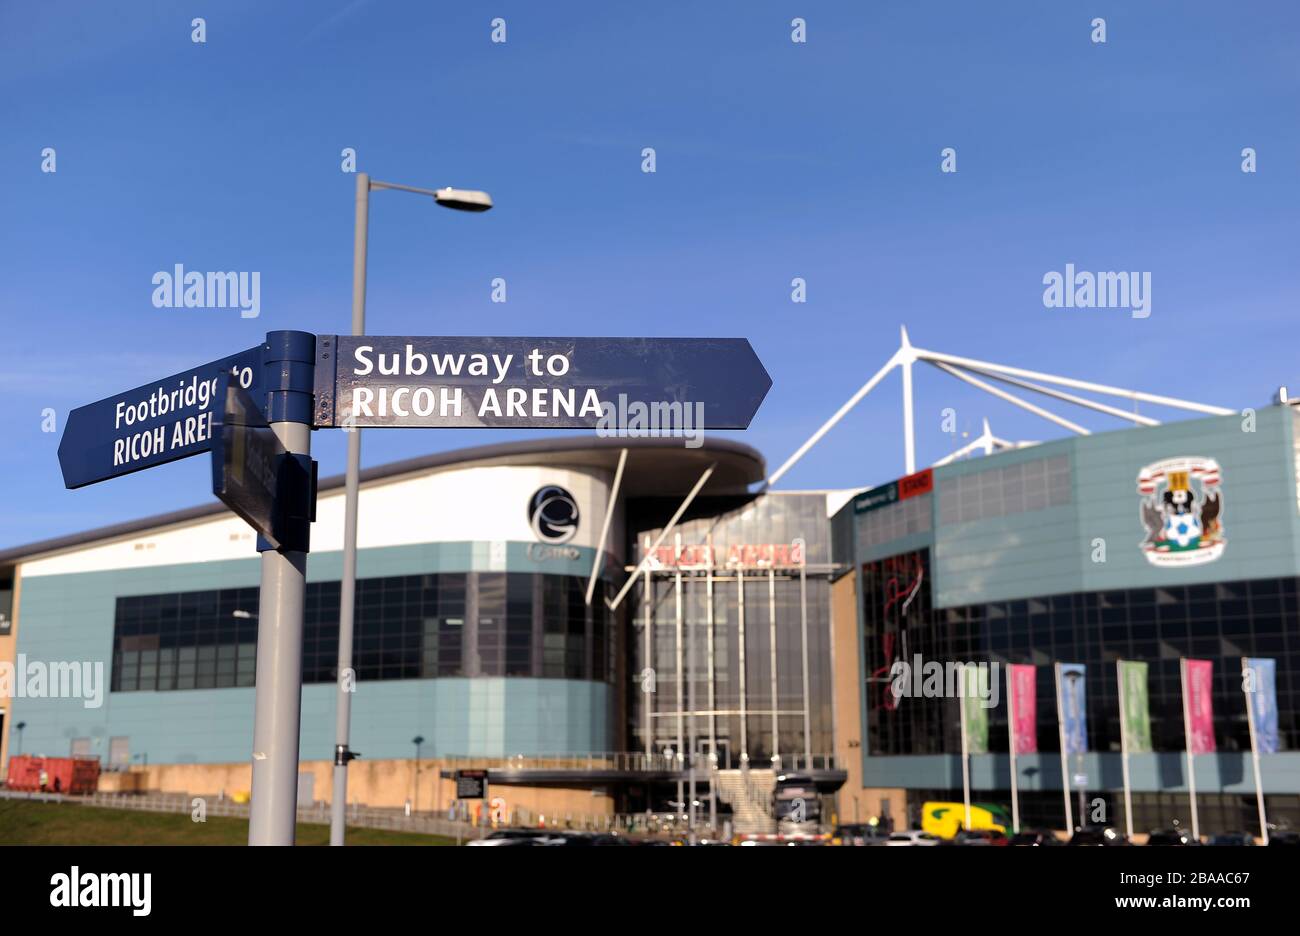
[1058,663,1088,754]
[1244,657,1279,754]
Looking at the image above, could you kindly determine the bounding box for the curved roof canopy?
[0,436,765,565]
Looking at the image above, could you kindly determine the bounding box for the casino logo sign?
[528,485,580,544]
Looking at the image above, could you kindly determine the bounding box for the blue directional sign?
[211,373,286,548]
[58,345,265,489]
[313,336,772,430]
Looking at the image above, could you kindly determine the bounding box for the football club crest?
[1136,457,1225,567]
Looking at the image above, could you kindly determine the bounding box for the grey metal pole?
[675,545,684,824]
[330,172,369,846]
[687,568,697,844]
[706,536,716,831]
[249,330,316,846]
[798,553,811,765]
[642,539,652,760]
[768,568,778,769]
[737,569,748,766]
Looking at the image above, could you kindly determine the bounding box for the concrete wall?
[97,758,615,819]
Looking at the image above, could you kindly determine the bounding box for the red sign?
[898,468,933,500]
[645,540,806,570]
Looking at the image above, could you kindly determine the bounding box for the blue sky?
[1,1,1297,548]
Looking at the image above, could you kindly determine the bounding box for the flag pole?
[1179,658,1200,841]
[1242,657,1270,845]
[958,663,972,833]
[1116,659,1134,840]
[1053,663,1073,835]
[1007,665,1020,835]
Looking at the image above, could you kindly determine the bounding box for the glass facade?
[862,548,1299,757]
[628,492,837,764]
[111,571,613,692]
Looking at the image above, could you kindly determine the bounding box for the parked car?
[1207,832,1254,846]
[540,832,631,846]
[1146,828,1197,846]
[921,801,1009,840]
[465,829,558,847]
[1008,829,1063,846]
[885,830,942,846]
[1267,830,1300,846]
[951,829,1009,846]
[834,823,889,846]
[1067,826,1130,846]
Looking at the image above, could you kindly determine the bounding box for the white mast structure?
[764,326,1234,488]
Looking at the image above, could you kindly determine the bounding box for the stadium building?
[0,437,848,827]
[3,331,1299,837]
[830,409,1300,837]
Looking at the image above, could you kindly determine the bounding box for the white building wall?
[22,464,618,578]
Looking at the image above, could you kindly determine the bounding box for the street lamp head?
[412,735,425,746]
[433,187,493,212]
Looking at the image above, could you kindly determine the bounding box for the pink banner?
[1009,664,1037,754]
[1183,659,1216,754]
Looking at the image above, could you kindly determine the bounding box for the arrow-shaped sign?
[57,345,265,489]
[313,336,771,430]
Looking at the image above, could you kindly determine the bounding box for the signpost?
[313,335,771,429]
[58,328,770,846]
[58,345,264,489]
[211,374,316,552]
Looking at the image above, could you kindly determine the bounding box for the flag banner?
[1058,663,1088,754]
[1183,658,1216,755]
[963,664,990,755]
[1118,660,1153,754]
[1009,664,1037,754]
[1244,657,1279,754]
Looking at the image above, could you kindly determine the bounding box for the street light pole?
[14,721,26,757]
[330,172,369,847]
[412,735,425,815]
[330,173,492,847]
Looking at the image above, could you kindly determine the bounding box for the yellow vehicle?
[921,801,1010,840]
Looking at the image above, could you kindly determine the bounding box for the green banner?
[1118,660,1152,753]
[962,665,989,754]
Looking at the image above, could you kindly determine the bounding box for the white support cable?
[932,432,993,467]
[585,448,628,606]
[954,364,1162,427]
[606,464,716,613]
[763,350,900,489]
[915,346,1233,416]
[901,325,916,474]
[764,327,1232,494]
[930,361,1092,436]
